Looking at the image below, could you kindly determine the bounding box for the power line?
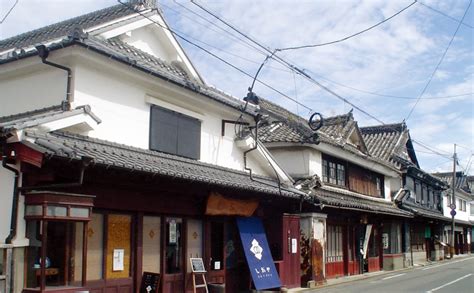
[117,1,312,111]
[411,139,452,159]
[184,0,470,103]
[276,0,417,52]
[405,0,472,121]
[170,0,269,58]
[188,0,469,163]
[0,0,19,24]
[124,1,461,163]
[161,1,291,72]
[304,70,473,100]
[190,0,386,125]
[418,1,474,29]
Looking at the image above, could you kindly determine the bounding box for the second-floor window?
[322,157,346,186]
[149,105,201,160]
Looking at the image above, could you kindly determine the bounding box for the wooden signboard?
[140,272,160,293]
[190,258,206,273]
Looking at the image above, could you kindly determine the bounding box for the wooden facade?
[19,158,302,293]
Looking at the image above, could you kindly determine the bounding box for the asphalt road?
[309,256,474,293]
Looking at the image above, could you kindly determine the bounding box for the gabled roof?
[259,98,363,146]
[432,171,473,194]
[21,130,306,199]
[360,122,419,168]
[0,104,101,135]
[0,4,139,52]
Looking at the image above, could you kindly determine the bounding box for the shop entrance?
[162,218,184,292]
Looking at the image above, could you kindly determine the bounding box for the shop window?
[25,221,85,289]
[143,216,161,274]
[165,218,183,274]
[106,214,132,279]
[150,105,201,160]
[383,222,401,254]
[326,225,343,263]
[23,191,93,292]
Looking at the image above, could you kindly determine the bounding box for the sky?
[1,0,473,175]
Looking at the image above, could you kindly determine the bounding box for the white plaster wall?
[0,68,64,116]
[72,56,269,176]
[120,25,174,62]
[308,149,323,178]
[442,193,470,222]
[266,147,310,178]
[0,167,14,243]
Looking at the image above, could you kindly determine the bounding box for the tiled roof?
[360,123,407,163]
[0,105,101,135]
[399,200,447,221]
[432,171,472,194]
[0,4,137,51]
[314,186,413,217]
[258,98,355,143]
[105,37,189,79]
[22,130,306,199]
[0,35,255,116]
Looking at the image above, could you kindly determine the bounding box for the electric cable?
[405,0,472,121]
[417,1,473,29]
[117,0,312,112]
[1,0,19,23]
[122,1,461,165]
[276,0,417,52]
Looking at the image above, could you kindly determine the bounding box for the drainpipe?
[35,44,72,111]
[243,114,261,181]
[2,154,19,244]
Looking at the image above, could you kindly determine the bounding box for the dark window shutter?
[177,113,201,159]
[150,105,201,160]
[150,106,178,154]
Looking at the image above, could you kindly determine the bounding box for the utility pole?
[450,144,456,258]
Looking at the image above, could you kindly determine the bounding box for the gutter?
[1,153,19,244]
[35,44,72,111]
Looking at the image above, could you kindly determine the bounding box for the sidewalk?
[283,253,473,292]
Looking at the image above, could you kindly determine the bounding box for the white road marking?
[381,273,406,280]
[422,256,474,271]
[426,273,473,292]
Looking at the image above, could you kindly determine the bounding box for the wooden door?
[205,220,225,284]
[162,218,184,293]
[281,215,300,288]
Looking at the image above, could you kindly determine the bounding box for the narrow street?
[309,257,474,293]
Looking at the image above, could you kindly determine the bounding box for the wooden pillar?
[82,222,89,287]
[40,220,48,292]
[135,213,143,293]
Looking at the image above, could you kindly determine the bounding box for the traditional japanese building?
[432,171,473,256]
[361,123,448,265]
[258,100,413,286]
[0,2,305,292]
